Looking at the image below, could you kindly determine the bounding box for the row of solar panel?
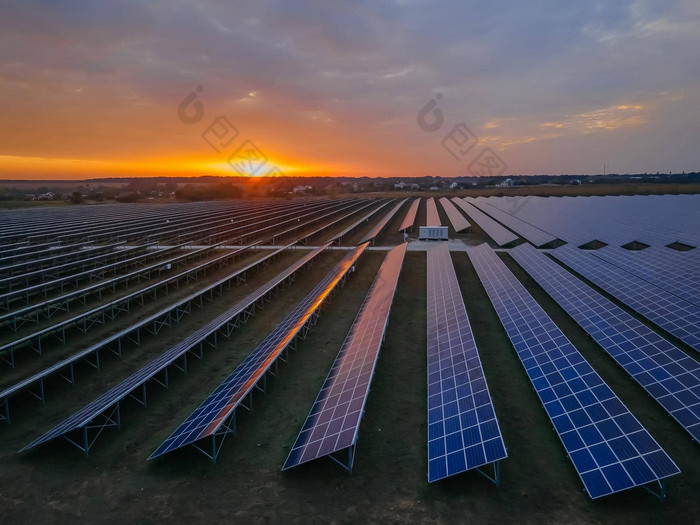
[0,200,385,371]
[467,244,680,499]
[509,244,700,442]
[21,243,366,454]
[481,195,700,249]
[5,199,694,500]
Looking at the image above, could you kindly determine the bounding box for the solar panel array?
[426,243,507,482]
[149,243,369,460]
[359,199,408,245]
[0,241,299,424]
[283,243,407,471]
[466,197,557,247]
[590,246,700,308]
[330,200,393,244]
[483,194,700,248]
[550,246,700,352]
[438,198,470,233]
[467,243,679,499]
[398,198,420,232]
[426,198,442,227]
[510,244,700,442]
[451,198,518,246]
[20,243,335,453]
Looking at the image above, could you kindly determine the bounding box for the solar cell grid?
[148,243,369,460]
[468,243,679,499]
[399,198,420,232]
[438,198,470,233]
[483,195,700,248]
[550,246,700,352]
[20,243,338,454]
[590,246,700,307]
[510,244,700,442]
[426,198,442,227]
[331,200,392,243]
[426,243,506,482]
[283,243,407,471]
[451,198,518,246]
[359,199,407,244]
[467,198,556,247]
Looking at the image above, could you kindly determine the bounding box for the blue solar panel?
[452,198,518,246]
[467,243,679,499]
[20,243,335,454]
[590,246,700,308]
[283,243,407,471]
[550,246,700,352]
[149,243,369,460]
[510,244,700,442]
[467,198,556,247]
[426,243,507,482]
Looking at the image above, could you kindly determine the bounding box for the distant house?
[449,182,459,189]
[37,192,55,200]
[293,185,313,194]
[429,186,439,191]
[394,181,406,190]
[496,178,514,188]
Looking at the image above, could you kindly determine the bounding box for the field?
[0,195,698,523]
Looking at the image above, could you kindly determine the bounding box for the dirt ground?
[0,196,698,524]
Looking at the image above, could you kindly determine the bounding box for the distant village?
[3,172,697,204]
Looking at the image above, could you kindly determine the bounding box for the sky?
[1,0,699,180]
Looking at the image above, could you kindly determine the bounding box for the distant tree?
[116,192,139,203]
[325,183,340,199]
[70,191,83,204]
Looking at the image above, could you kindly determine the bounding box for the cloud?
[0,0,698,177]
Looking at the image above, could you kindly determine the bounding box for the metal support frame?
[0,397,9,424]
[641,478,668,501]
[474,460,501,486]
[327,445,356,473]
[191,412,238,463]
[3,236,346,447]
[63,403,121,456]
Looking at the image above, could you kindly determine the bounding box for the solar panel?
[426,198,441,227]
[590,246,700,308]
[331,200,393,244]
[283,243,407,472]
[550,246,700,352]
[438,198,470,233]
[0,241,300,424]
[467,198,557,247]
[510,244,700,442]
[451,198,518,246]
[467,243,679,499]
[19,243,337,454]
[484,195,700,248]
[399,198,420,232]
[148,243,369,461]
[359,199,408,245]
[426,243,507,483]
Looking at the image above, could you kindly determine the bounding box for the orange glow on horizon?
[0,153,349,180]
